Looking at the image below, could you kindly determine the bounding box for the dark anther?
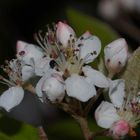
[72,39,75,43]
[118,61,121,65]
[71,62,75,65]
[70,34,73,37]
[19,51,25,56]
[68,40,70,44]
[78,44,83,47]
[130,87,134,91]
[58,42,62,46]
[93,51,97,55]
[49,60,57,68]
[80,36,84,40]
[107,59,110,63]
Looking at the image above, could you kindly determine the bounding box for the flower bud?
[0,86,24,112]
[56,21,75,47]
[42,73,65,102]
[95,101,120,129]
[110,120,129,139]
[104,38,128,76]
[16,40,44,65]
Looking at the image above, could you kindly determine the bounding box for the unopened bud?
[56,21,75,47]
[104,38,128,77]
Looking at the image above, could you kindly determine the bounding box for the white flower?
[6,59,34,82]
[82,66,109,88]
[78,35,101,64]
[65,74,96,102]
[95,80,140,138]
[104,38,128,75]
[16,40,44,65]
[56,21,76,47]
[42,73,65,102]
[95,101,131,139]
[21,65,35,81]
[34,57,52,76]
[95,101,120,129]
[0,86,24,112]
[109,79,125,108]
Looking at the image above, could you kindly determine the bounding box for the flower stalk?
[73,116,93,140]
[37,126,48,140]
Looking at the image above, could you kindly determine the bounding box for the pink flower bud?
[16,40,44,65]
[56,21,75,47]
[110,120,130,139]
[104,38,128,75]
[16,41,27,55]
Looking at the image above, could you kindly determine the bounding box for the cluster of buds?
[0,21,139,140]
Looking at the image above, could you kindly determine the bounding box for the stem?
[93,129,109,137]
[108,72,114,79]
[84,89,102,116]
[73,116,93,140]
[37,126,48,140]
[24,84,36,94]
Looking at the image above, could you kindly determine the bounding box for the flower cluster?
[34,21,109,103]
[0,21,139,140]
[95,79,140,139]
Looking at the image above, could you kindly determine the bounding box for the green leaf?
[66,8,119,47]
[47,118,111,140]
[0,116,39,140]
[122,47,140,96]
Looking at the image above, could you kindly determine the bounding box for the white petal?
[35,70,54,99]
[95,101,120,128]
[65,74,96,102]
[22,65,34,81]
[16,40,44,65]
[42,74,65,102]
[104,38,128,74]
[56,22,76,47]
[83,66,109,88]
[0,86,24,112]
[79,35,101,64]
[74,31,92,54]
[109,79,125,108]
[76,31,92,46]
[35,57,51,76]
[35,69,62,100]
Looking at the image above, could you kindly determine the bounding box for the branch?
[37,126,48,140]
[73,116,93,140]
[84,89,102,116]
